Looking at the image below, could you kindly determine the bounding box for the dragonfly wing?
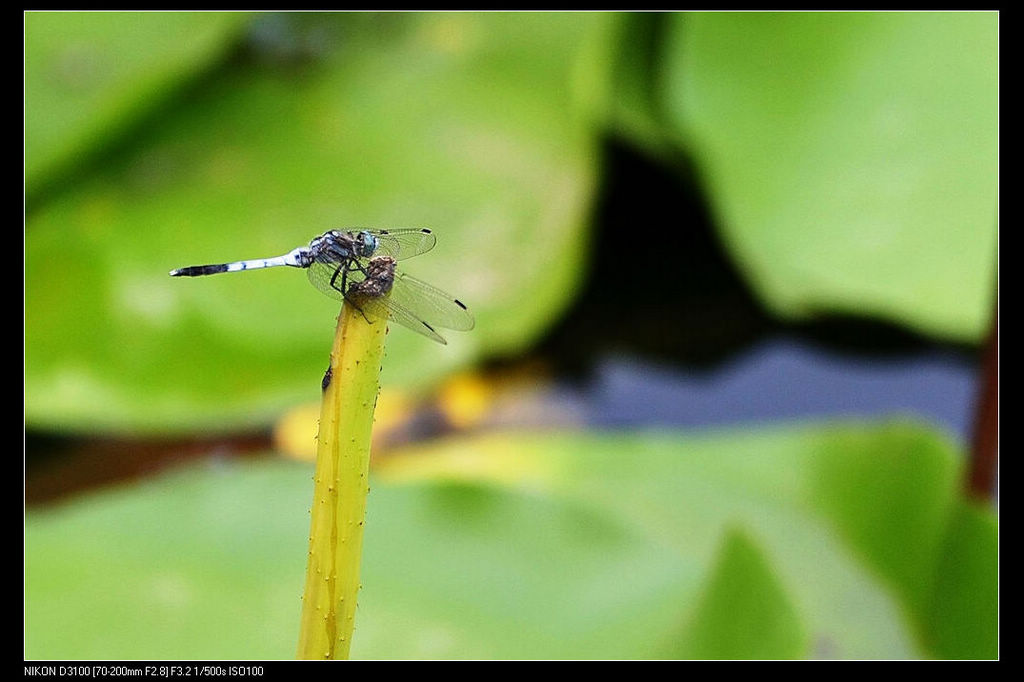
[355,293,449,345]
[306,258,360,302]
[307,256,449,343]
[369,228,436,261]
[389,272,475,331]
[305,245,471,345]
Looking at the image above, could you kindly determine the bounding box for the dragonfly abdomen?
[170,251,307,277]
[169,264,231,277]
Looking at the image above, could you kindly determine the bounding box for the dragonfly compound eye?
[359,231,377,257]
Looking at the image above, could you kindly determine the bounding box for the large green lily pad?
[25,13,612,433]
[662,12,997,343]
[25,11,250,193]
[25,420,996,659]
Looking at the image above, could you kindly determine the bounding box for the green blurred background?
[25,11,997,659]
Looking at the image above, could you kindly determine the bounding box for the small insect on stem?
[169,228,474,344]
[348,256,397,300]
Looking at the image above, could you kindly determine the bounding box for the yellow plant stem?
[297,301,388,659]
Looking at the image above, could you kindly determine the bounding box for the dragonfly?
[169,228,474,344]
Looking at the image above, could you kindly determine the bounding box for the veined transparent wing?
[356,289,449,344]
[306,257,352,302]
[358,270,473,342]
[388,271,475,332]
[306,258,473,345]
[365,228,436,261]
[356,271,474,344]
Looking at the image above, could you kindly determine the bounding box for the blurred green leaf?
[25,12,614,434]
[921,501,998,659]
[811,424,960,615]
[25,420,996,659]
[604,13,667,154]
[672,527,806,659]
[25,11,249,194]
[661,12,997,342]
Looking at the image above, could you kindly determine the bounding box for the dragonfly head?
[357,230,378,257]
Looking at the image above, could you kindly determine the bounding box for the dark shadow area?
[535,137,772,374]
[24,430,272,507]
[533,136,980,377]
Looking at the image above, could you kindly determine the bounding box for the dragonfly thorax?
[311,230,379,262]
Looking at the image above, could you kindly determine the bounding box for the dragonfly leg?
[331,260,375,324]
[328,261,346,293]
[345,261,379,324]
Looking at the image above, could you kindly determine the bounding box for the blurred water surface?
[587,338,977,441]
